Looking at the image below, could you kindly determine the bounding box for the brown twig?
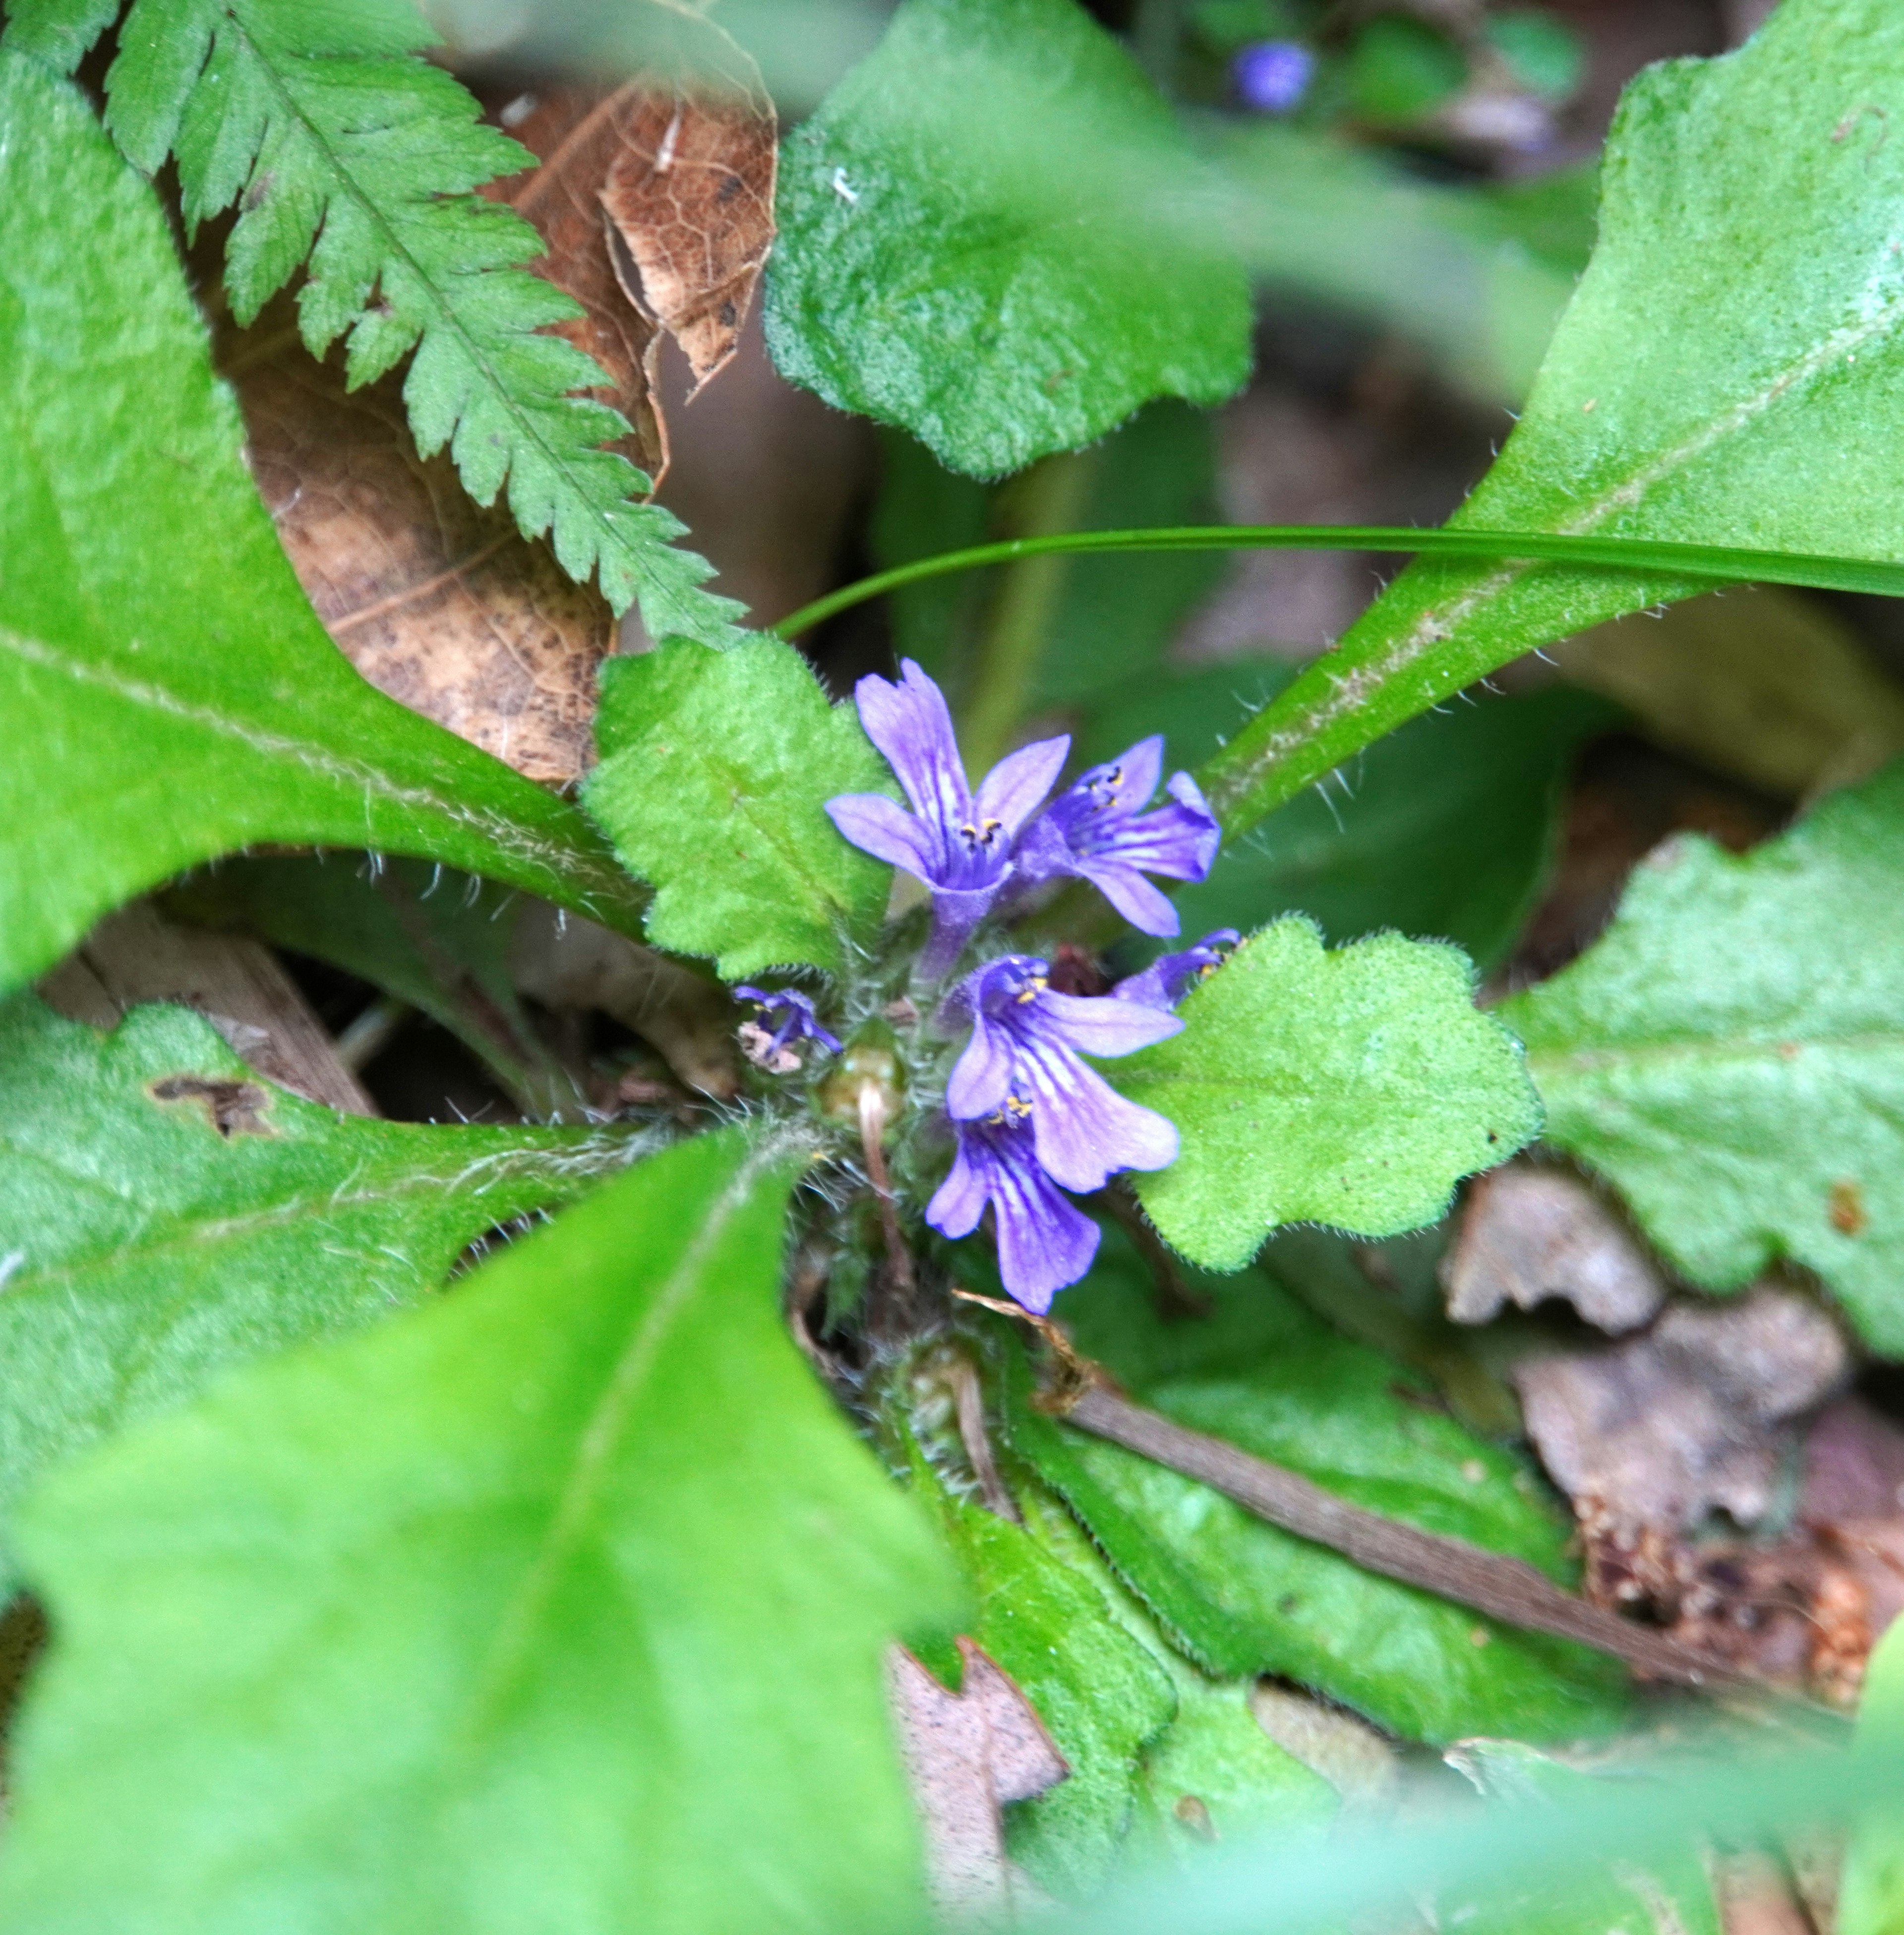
[1063,1381,1765,1692]
[949,1354,1021,1524]
[950,1289,1094,1409]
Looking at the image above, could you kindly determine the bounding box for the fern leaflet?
[5,0,748,644]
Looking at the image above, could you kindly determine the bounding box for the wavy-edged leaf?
[765,0,1251,478]
[0,1128,961,1932]
[1499,759,1904,1353]
[585,637,894,978]
[1110,918,1540,1270]
[0,994,641,1570]
[1200,0,1904,832]
[4,0,744,634]
[0,54,649,994]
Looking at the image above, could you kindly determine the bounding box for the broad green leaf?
[4,0,742,636]
[1498,759,1904,1352]
[0,1128,961,1933]
[1003,1252,1625,1744]
[0,995,637,1570]
[1842,1617,1904,1935]
[585,637,894,979]
[0,53,647,997]
[764,0,1252,478]
[1201,0,1904,834]
[165,857,587,1118]
[1084,666,1613,974]
[1439,1742,1720,1935]
[1111,918,1540,1269]
[1211,127,1590,405]
[907,1445,1178,1899]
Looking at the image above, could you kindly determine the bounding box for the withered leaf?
[233,330,614,786]
[887,1638,1067,1924]
[500,18,776,489]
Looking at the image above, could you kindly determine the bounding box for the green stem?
[771,524,1904,643]
[957,450,1099,775]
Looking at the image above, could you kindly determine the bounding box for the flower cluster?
[730,663,1232,1314]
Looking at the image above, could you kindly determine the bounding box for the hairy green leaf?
[0,54,649,995]
[1201,0,1904,833]
[4,0,741,634]
[765,0,1252,478]
[1005,1253,1625,1743]
[1111,918,1540,1269]
[1084,667,1613,974]
[907,1447,1178,1899]
[585,638,895,979]
[1499,759,1904,1352]
[0,1128,960,1933]
[0,995,637,1572]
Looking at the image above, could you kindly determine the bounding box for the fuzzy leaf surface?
[1499,759,1904,1352]
[1111,919,1540,1269]
[765,0,1251,477]
[0,996,634,1572]
[3,0,742,635]
[0,55,649,994]
[585,638,895,978]
[0,1129,960,1934]
[1201,0,1904,834]
[1004,1252,1625,1744]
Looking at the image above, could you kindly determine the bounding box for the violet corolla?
[825,660,1069,977]
[1012,735,1220,937]
[1111,929,1240,1011]
[734,986,841,1074]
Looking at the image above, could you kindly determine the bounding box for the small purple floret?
[927,1111,1102,1315]
[1112,929,1241,1011]
[944,955,1181,1195]
[1234,40,1314,115]
[734,986,841,1072]
[1012,735,1221,937]
[826,660,1068,978]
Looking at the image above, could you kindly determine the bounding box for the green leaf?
[0,53,648,996]
[4,0,741,636]
[1440,1742,1719,1935]
[165,857,587,1118]
[1110,918,1541,1269]
[1084,665,1614,974]
[906,1444,1178,1899]
[0,994,637,1568]
[0,1128,961,1932]
[1200,0,1904,833]
[764,0,1252,478]
[1003,1260,1624,1744]
[1498,759,1904,1352]
[585,638,895,979]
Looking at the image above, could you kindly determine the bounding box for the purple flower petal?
[825,793,935,876]
[974,734,1071,836]
[1030,988,1183,1057]
[945,1007,1017,1119]
[1015,1038,1178,1191]
[925,1136,991,1239]
[1111,930,1241,1010]
[1072,859,1183,937]
[852,660,969,832]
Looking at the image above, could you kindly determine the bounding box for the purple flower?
[1012,735,1221,938]
[734,986,841,1073]
[826,660,1069,978]
[945,955,1180,1194]
[1234,40,1314,115]
[1112,930,1240,1011]
[926,1110,1100,1315]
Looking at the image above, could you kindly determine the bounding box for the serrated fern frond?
[5,0,748,643]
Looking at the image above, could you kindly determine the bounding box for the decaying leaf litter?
[15,0,1904,1928]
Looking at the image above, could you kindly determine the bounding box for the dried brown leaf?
[887,1638,1067,1924]
[233,335,613,785]
[498,18,776,489]
[1442,1164,1667,1334]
